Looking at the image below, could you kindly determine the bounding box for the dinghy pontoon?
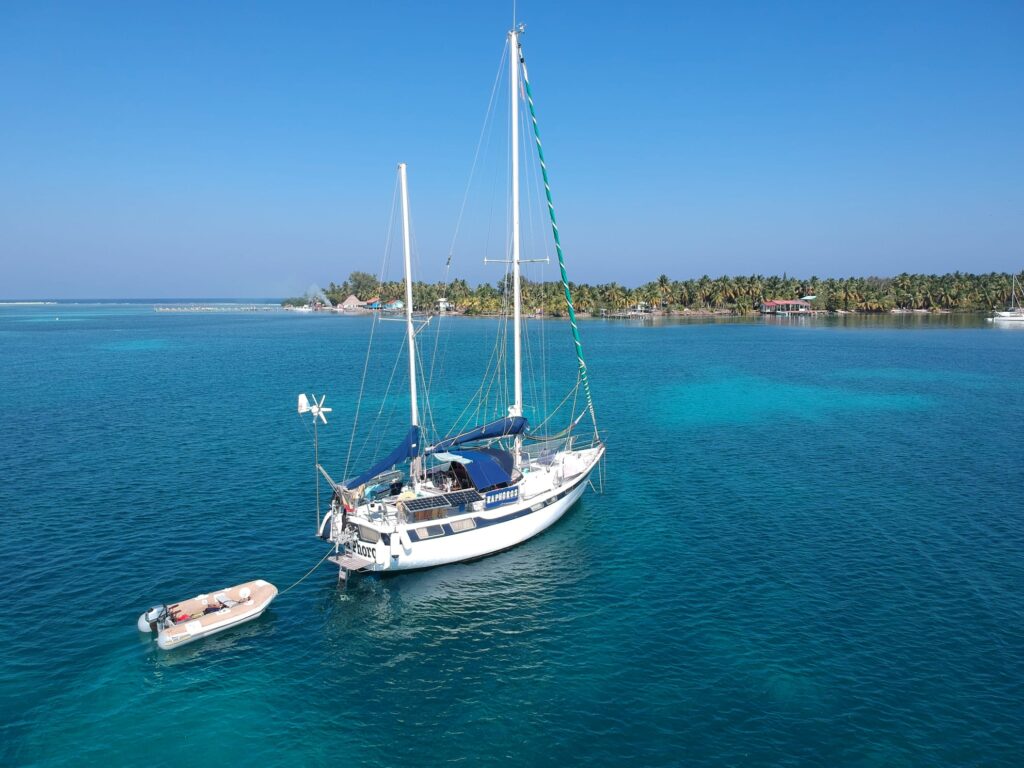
[137,579,277,650]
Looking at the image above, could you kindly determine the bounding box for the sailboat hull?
[385,467,592,572]
[335,445,604,575]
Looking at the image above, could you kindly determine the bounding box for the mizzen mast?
[398,162,421,485]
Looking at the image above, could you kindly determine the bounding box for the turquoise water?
[1,306,1022,766]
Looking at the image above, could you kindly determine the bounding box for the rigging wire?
[425,40,511,436]
[344,173,400,480]
[354,332,406,472]
[426,33,596,448]
[519,44,599,435]
[406,190,437,446]
[349,166,410,475]
[526,82,554,426]
[446,41,509,267]
[519,86,547,424]
[527,379,582,434]
[444,332,501,441]
[337,33,601,498]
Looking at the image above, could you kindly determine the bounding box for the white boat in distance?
[989,273,1024,322]
[303,25,605,582]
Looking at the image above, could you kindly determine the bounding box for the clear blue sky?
[2,1,1022,298]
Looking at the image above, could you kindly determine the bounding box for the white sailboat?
[302,25,605,582]
[990,273,1024,323]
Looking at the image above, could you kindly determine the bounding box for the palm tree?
[574,284,594,314]
[656,274,672,308]
[734,295,753,315]
[695,276,712,309]
[604,283,626,310]
[675,281,691,308]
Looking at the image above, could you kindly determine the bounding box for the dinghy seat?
[214,592,238,608]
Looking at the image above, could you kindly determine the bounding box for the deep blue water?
[1,305,1022,766]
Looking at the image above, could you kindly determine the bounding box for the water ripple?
[0,307,1022,766]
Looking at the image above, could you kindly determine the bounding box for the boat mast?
[399,162,421,484]
[510,25,523,427]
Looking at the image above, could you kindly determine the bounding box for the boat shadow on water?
[315,504,591,627]
[144,613,279,668]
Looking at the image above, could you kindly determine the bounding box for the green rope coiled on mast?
[518,44,598,432]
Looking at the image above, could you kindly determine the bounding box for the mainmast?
[398,162,421,484]
[509,26,523,424]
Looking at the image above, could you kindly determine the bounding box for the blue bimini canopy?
[428,416,528,454]
[344,426,420,489]
[445,448,514,491]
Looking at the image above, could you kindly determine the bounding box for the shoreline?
[0,301,987,318]
[285,306,970,319]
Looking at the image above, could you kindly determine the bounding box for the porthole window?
[415,525,445,540]
[358,526,380,543]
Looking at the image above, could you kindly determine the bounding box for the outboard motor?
[137,605,168,633]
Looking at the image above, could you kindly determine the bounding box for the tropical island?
[282,270,1023,316]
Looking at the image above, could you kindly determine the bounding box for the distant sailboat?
[990,273,1024,323]
[301,25,604,583]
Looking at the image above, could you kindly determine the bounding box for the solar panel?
[402,496,451,513]
[443,490,483,507]
[400,490,481,515]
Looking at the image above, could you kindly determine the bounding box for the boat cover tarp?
[446,448,514,490]
[428,416,528,453]
[344,426,420,489]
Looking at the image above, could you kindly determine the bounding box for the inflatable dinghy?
[138,579,277,650]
